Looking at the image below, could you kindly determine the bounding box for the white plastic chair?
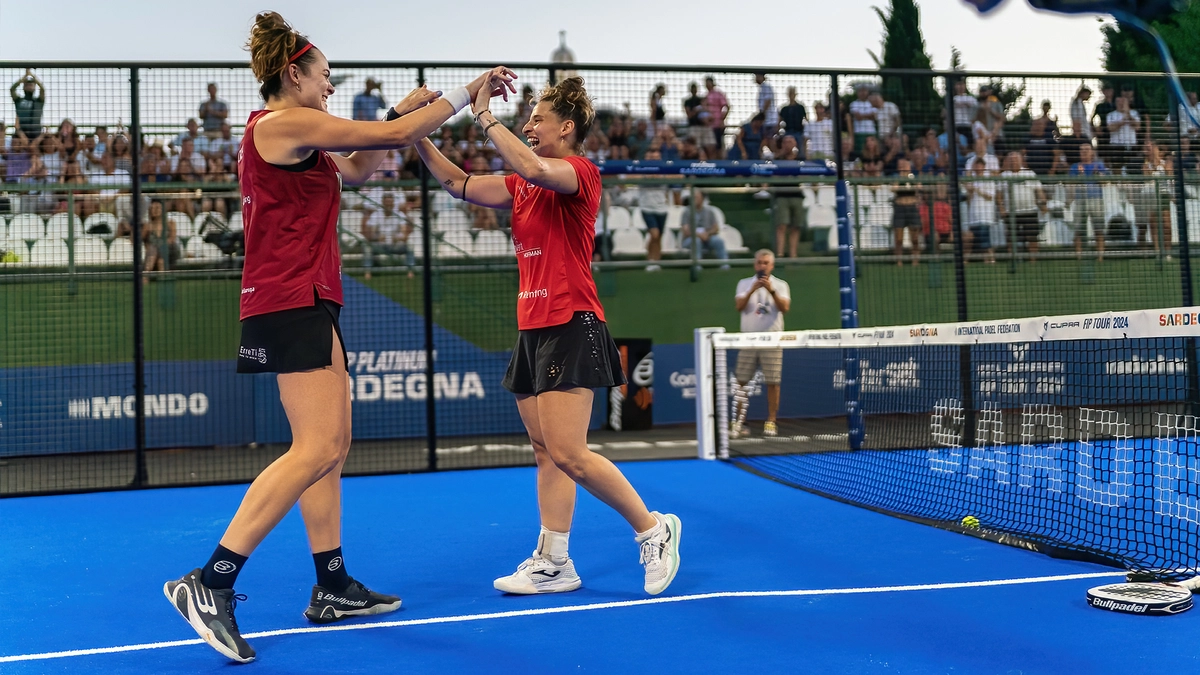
[108,237,134,264]
[816,185,837,207]
[664,205,686,231]
[606,206,632,231]
[438,230,473,259]
[808,205,838,228]
[45,212,80,241]
[435,210,471,232]
[29,239,69,266]
[610,228,647,256]
[166,211,196,239]
[473,230,512,257]
[719,224,747,254]
[83,212,118,237]
[9,213,45,240]
[660,228,682,254]
[73,238,110,265]
[228,211,244,231]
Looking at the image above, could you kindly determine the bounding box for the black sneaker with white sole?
[163,568,255,663]
[303,578,402,624]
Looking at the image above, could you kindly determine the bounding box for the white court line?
[0,571,1125,664]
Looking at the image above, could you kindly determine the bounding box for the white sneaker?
[493,554,582,594]
[730,422,749,439]
[645,264,662,272]
[639,512,682,596]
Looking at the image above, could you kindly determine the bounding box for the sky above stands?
[0,0,1110,73]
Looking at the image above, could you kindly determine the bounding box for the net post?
[694,327,725,460]
[830,73,862,450]
[1171,87,1200,416]
[943,72,975,447]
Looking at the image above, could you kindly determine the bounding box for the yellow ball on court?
[961,515,980,529]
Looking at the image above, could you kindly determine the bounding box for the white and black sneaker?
[639,512,682,596]
[493,554,582,594]
[303,578,402,624]
[163,569,255,663]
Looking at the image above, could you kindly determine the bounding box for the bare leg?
[776,224,787,258]
[766,384,780,423]
[534,388,656,533]
[894,227,904,266]
[909,227,920,266]
[218,330,351,556]
[788,228,800,258]
[647,229,662,261]
[298,331,353,554]
[1097,233,1105,262]
[515,394,576,533]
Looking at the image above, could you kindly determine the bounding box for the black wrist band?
[483,120,502,135]
[462,174,471,202]
[384,107,401,121]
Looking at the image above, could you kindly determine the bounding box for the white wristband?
[443,87,471,113]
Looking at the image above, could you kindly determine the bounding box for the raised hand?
[393,85,441,117]
[468,67,518,114]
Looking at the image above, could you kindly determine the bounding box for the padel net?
[695,307,1200,580]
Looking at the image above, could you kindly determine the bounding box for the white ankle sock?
[634,514,663,543]
[536,527,570,563]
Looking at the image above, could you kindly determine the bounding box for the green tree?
[1102,3,1200,113]
[868,0,943,133]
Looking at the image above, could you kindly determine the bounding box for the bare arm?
[415,138,513,209]
[734,282,761,312]
[329,85,443,185]
[471,81,579,195]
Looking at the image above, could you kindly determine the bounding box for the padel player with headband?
[416,76,682,597]
[163,11,516,664]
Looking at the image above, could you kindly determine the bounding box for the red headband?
[288,43,315,63]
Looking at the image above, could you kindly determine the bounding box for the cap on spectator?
[1042,99,1052,107]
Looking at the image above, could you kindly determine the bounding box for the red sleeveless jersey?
[238,109,343,320]
[504,155,605,330]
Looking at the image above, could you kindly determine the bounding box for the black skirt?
[502,311,627,395]
[237,296,347,374]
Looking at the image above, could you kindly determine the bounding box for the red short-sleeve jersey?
[238,110,343,320]
[504,155,605,330]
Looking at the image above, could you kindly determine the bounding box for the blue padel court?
[2,458,1197,674]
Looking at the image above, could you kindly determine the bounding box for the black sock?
[313,547,351,592]
[201,545,248,590]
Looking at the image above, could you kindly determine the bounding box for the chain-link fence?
[2,61,1198,495]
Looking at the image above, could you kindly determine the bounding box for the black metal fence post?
[1171,88,1200,416]
[130,67,148,486]
[944,73,975,447]
[417,67,438,471]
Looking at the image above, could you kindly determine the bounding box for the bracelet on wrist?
[474,109,491,125]
[482,120,502,136]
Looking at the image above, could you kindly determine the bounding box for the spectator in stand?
[679,136,706,161]
[10,69,45,139]
[37,135,63,180]
[754,72,778,139]
[171,118,204,153]
[457,124,485,155]
[55,118,77,147]
[881,134,907,176]
[88,150,130,217]
[840,133,860,176]
[19,151,55,213]
[891,158,922,265]
[1181,91,1200,140]
[80,134,102,172]
[202,156,237,217]
[963,137,1000,263]
[657,126,682,161]
[1092,85,1116,164]
[583,131,609,163]
[952,79,977,143]
[1138,140,1173,252]
[1069,142,1110,261]
[60,159,95,219]
[142,200,181,273]
[650,83,668,134]
[680,189,728,264]
[971,106,995,154]
[626,118,653,160]
[5,132,31,183]
[978,84,1006,153]
[353,78,388,121]
[1106,95,1140,173]
[871,91,902,140]
[859,135,884,176]
[171,157,201,218]
[779,87,807,156]
[514,84,535,127]
[806,102,834,160]
[1070,86,1093,141]
[199,83,229,135]
[93,125,109,157]
[631,158,671,271]
[920,181,954,249]
[139,141,167,183]
[732,112,767,161]
[607,116,630,160]
[210,121,241,171]
[683,82,712,149]
[848,83,877,152]
[999,151,1047,261]
[465,155,498,231]
[773,135,806,258]
[920,129,943,173]
[172,136,206,174]
[704,76,729,157]
[1026,100,1058,175]
[363,190,415,277]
